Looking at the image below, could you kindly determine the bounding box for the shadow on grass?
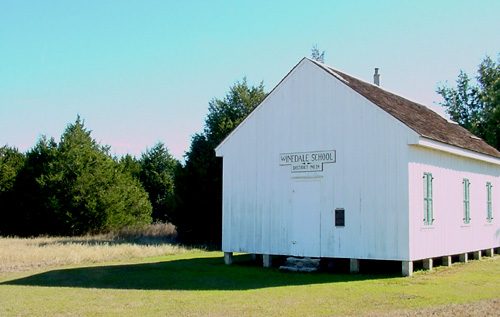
[1,254,397,291]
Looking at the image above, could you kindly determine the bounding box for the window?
[463,178,471,224]
[487,182,493,222]
[423,173,433,225]
[335,208,345,227]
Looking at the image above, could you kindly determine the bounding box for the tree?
[0,146,25,193]
[1,117,156,237]
[477,56,500,149]
[7,137,59,235]
[0,146,25,234]
[174,79,266,245]
[35,117,152,235]
[139,142,179,222]
[173,133,219,244]
[205,78,266,145]
[311,45,325,63]
[437,55,500,150]
[119,154,142,179]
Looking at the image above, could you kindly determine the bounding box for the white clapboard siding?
[408,145,500,260]
[217,59,420,260]
[217,58,500,262]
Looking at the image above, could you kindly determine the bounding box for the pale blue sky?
[1,0,499,159]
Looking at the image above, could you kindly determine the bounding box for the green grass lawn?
[0,252,498,316]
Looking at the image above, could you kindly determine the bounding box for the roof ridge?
[307,58,500,159]
[309,58,442,117]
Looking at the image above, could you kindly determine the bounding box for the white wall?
[408,146,500,260]
[218,59,419,261]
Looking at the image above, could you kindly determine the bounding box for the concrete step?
[279,265,318,272]
[279,257,320,272]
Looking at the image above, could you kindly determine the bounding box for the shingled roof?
[310,59,500,159]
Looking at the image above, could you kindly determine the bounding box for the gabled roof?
[309,59,500,159]
[217,57,500,160]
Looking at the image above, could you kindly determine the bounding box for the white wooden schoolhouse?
[215,58,500,276]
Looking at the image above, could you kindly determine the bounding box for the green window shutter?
[467,181,470,223]
[428,174,433,225]
[423,173,433,225]
[463,179,466,223]
[463,179,470,224]
[423,174,427,225]
[487,182,493,222]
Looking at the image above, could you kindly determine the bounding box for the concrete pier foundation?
[263,254,273,268]
[442,256,452,267]
[423,258,433,271]
[224,252,233,265]
[349,259,360,273]
[402,261,413,277]
[484,248,494,257]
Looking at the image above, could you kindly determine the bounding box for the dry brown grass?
[0,223,194,273]
[104,222,177,242]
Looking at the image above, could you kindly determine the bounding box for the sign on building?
[279,150,336,173]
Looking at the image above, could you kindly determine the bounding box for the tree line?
[0,79,266,245]
[0,117,179,236]
[1,54,497,245]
